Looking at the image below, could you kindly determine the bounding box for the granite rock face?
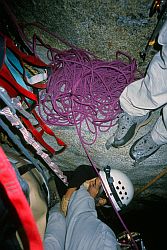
[1,0,167,200]
[1,1,167,248]
[9,0,156,63]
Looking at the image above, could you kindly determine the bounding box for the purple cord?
[38,48,138,145]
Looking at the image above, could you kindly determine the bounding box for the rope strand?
[38,48,138,145]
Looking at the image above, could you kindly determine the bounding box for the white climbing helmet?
[99,166,134,211]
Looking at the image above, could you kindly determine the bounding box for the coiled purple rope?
[38,48,137,145]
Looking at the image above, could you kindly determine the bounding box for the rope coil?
[38,48,137,145]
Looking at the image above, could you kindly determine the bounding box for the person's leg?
[130,105,167,162]
[151,105,167,145]
[112,49,167,148]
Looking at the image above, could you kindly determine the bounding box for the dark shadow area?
[97,195,167,250]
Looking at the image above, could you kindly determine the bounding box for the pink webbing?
[38,49,137,145]
[0,104,68,185]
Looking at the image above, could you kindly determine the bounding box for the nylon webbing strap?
[0,147,44,250]
[0,106,68,185]
[32,108,67,149]
[0,31,48,106]
[0,116,50,205]
[0,32,67,155]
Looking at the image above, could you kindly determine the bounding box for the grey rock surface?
[1,0,167,201]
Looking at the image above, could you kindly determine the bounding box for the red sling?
[0,147,44,250]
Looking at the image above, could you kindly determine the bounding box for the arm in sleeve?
[43,203,66,250]
[103,229,121,250]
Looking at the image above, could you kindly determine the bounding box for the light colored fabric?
[22,170,48,240]
[158,20,167,45]
[119,20,167,145]
[44,186,120,250]
[65,185,120,250]
[44,203,66,250]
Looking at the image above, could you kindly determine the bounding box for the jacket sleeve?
[65,186,121,250]
[43,203,66,250]
[103,230,121,250]
[66,185,96,221]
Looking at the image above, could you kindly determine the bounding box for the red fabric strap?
[21,110,67,155]
[4,32,47,67]
[21,116,55,155]
[0,32,49,101]
[32,109,67,147]
[0,147,44,250]
[0,64,38,101]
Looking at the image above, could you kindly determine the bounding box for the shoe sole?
[129,142,160,163]
[116,114,153,148]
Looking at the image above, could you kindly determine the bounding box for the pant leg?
[151,104,167,145]
[120,49,167,116]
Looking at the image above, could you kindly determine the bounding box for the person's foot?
[112,112,151,148]
[129,131,162,162]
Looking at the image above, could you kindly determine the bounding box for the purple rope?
[38,48,137,145]
[1,2,138,147]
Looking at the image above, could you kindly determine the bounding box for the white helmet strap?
[104,166,126,209]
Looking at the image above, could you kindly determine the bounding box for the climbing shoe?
[112,112,151,148]
[129,131,161,162]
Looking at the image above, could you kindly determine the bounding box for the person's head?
[91,166,134,211]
